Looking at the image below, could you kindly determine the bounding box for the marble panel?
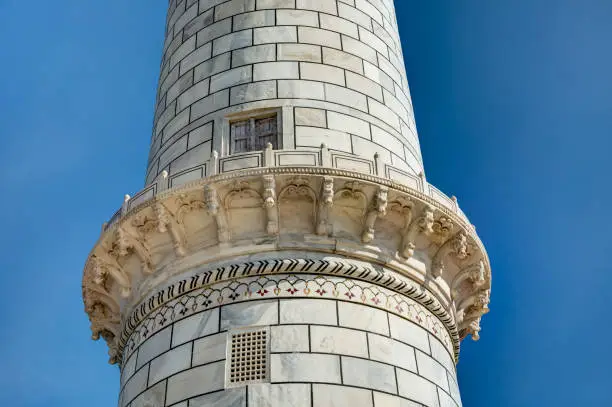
[313,384,373,407]
[438,388,458,407]
[189,388,247,407]
[148,343,192,385]
[131,380,166,407]
[372,392,421,407]
[279,299,338,325]
[310,325,368,357]
[396,368,440,407]
[137,326,172,369]
[271,325,309,352]
[121,350,138,387]
[416,351,449,392]
[338,302,389,335]
[388,314,430,354]
[122,365,148,407]
[270,353,341,383]
[166,361,226,405]
[192,332,227,366]
[429,333,456,375]
[172,308,220,346]
[221,300,279,330]
[368,333,417,373]
[341,356,397,393]
[249,383,311,407]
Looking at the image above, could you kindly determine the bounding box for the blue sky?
[0,1,610,406]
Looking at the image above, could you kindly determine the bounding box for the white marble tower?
[82,1,492,406]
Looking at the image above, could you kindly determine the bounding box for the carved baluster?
[316,176,334,235]
[362,186,388,243]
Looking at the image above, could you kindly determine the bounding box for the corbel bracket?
[362,186,388,243]
[431,231,470,278]
[316,176,334,235]
[153,201,187,257]
[399,205,435,259]
[204,185,231,243]
[262,175,279,235]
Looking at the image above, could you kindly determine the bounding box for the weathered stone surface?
[271,325,309,352]
[310,325,368,357]
[148,343,191,385]
[341,356,397,393]
[166,361,225,405]
[280,299,338,325]
[221,299,279,330]
[271,353,341,383]
[338,302,389,336]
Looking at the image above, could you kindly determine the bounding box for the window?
[225,326,270,388]
[230,114,279,153]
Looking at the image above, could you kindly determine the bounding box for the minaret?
[82,1,491,406]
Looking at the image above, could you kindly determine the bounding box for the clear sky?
[0,1,610,406]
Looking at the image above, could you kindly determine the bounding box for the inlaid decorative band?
[120,258,459,363]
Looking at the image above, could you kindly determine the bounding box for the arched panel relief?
[332,181,369,239]
[278,176,317,234]
[224,180,266,239]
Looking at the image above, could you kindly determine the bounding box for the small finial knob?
[124,194,131,202]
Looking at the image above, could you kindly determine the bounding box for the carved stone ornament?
[399,205,435,259]
[362,186,388,243]
[204,185,230,243]
[262,175,279,235]
[316,176,334,235]
[82,167,491,364]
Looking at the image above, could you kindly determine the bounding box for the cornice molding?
[81,167,491,364]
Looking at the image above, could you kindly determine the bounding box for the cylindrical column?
[118,256,462,407]
[146,0,423,185]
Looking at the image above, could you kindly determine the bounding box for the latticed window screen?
[225,326,270,388]
[230,115,279,153]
